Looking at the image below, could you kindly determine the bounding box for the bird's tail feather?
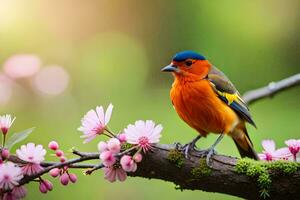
[231,124,259,160]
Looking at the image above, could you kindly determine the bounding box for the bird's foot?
[198,148,217,167]
[206,147,216,167]
[202,134,224,167]
[173,142,182,150]
[182,143,195,159]
[181,135,201,159]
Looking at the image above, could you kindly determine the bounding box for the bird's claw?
[199,148,217,167]
[181,135,202,159]
[173,142,182,150]
[182,142,196,159]
[206,149,215,167]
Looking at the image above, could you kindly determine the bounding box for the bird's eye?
[185,60,193,67]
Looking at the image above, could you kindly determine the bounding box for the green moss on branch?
[235,158,300,199]
[167,149,184,168]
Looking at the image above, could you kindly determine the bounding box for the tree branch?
[15,144,300,200]
[243,73,300,105]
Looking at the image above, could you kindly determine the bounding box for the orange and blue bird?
[161,51,259,164]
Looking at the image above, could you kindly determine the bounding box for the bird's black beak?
[161,64,179,72]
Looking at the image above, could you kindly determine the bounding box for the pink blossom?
[124,120,162,152]
[103,167,127,183]
[285,139,300,160]
[0,114,16,135]
[78,104,114,143]
[16,143,46,163]
[2,193,16,200]
[258,140,291,161]
[21,164,44,176]
[100,151,116,167]
[16,143,46,175]
[0,162,23,190]
[11,186,27,199]
[107,138,121,153]
[120,155,137,172]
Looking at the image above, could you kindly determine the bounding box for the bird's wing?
[207,66,256,128]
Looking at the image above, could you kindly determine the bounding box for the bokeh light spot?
[33,66,70,96]
[3,54,41,78]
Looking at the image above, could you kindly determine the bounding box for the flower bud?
[60,156,66,163]
[49,168,61,177]
[55,150,64,157]
[69,173,77,183]
[60,173,69,186]
[43,180,53,191]
[1,148,9,160]
[48,141,59,151]
[1,127,8,135]
[133,153,142,163]
[39,182,48,193]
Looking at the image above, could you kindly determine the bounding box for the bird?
[161,50,259,165]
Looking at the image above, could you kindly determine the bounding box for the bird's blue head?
[172,51,206,62]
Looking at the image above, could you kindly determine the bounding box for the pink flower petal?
[104,167,117,183]
[97,141,108,153]
[273,147,292,159]
[104,104,113,125]
[107,138,121,153]
[261,140,275,153]
[258,153,266,161]
[95,106,105,124]
[116,168,127,182]
[285,139,300,147]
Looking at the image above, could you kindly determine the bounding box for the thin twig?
[243,73,300,105]
[84,163,105,175]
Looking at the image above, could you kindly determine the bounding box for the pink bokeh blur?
[3,54,41,78]
[33,65,70,96]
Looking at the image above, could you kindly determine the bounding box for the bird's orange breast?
[170,78,239,136]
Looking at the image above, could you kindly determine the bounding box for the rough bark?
[132,144,300,200]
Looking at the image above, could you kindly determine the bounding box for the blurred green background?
[0,0,300,199]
